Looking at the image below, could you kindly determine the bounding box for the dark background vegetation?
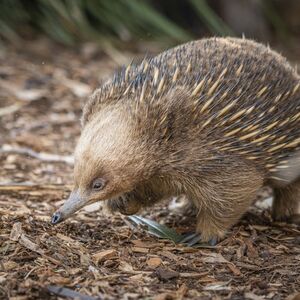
[1,0,300,51]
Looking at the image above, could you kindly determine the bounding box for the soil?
[0,39,299,300]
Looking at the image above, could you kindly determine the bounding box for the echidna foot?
[179,232,218,246]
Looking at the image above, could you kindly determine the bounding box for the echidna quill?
[51,37,300,244]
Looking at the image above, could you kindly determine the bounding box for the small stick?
[0,104,24,117]
[0,144,74,165]
[0,182,71,191]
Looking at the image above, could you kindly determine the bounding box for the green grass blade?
[189,0,233,36]
[128,215,183,243]
[261,0,290,41]
[126,0,193,42]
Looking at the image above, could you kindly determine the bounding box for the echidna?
[51,37,300,244]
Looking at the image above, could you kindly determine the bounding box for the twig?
[0,182,71,191]
[0,104,24,117]
[24,266,39,280]
[0,144,74,165]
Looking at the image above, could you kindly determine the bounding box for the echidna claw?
[180,232,198,243]
[208,237,218,246]
[180,232,202,246]
[180,232,218,247]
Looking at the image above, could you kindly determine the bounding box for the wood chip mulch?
[0,39,299,300]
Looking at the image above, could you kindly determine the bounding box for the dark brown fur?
[69,37,300,241]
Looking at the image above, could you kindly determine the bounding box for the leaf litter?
[0,39,299,299]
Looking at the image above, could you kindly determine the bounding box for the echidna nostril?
[51,212,62,225]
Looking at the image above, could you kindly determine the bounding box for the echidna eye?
[92,178,105,191]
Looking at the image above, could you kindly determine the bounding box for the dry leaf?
[147,257,162,268]
[158,251,179,261]
[19,234,44,254]
[245,239,258,258]
[68,268,82,275]
[154,292,176,300]
[131,247,149,254]
[118,261,134,272]
[244,292,265,300]
[80,252,91,266]
[227,263,242,276]
[251,225,270,231]
[180,272,207,278]
[48,276,71,285]
[58,77,91,98]
[153,283,191,300]
[198,276,216,283]
[14,89,47,101]
[129,273,144,281]
[10,222,23,241]
[8,296,28,300]
[155,267,179,280]
[202,253,229,264]
[2,261,18,271]
[0,275,6,284]
[176,283,188,300]
[0,79,47,102]
[275,269,298,276]
[88,265,100,279]
[56,233,75,243]
[0,104,23,117]
[93,249,118,264]
[203,282,231,291]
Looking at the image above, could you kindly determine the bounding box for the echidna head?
[51,105,151,224]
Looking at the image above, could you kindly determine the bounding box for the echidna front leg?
[272,177,300,224]
[107,183,167,215]
[107,194,142,215]
[188,161,264,243]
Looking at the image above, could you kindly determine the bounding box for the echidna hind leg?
[272,177,300,224]
[192,162,264,243]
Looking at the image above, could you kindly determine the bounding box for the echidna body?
[52,37,300,242]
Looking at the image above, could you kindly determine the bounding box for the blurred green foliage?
[0,0,232,46]
[0,0,291,47]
